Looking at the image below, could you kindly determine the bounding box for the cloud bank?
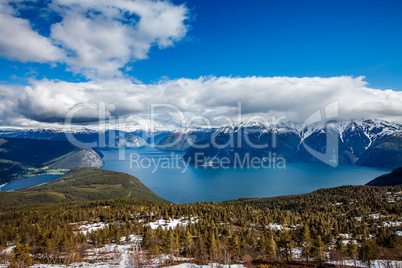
[1,76,402,129]
[0,0,189,78]
[0,1,401,129]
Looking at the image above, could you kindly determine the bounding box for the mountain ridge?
[0,138,104,184]
[182,119,402,169]
[366,167,402,186]
[1,118,401,168]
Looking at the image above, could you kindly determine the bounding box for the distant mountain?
[0,127,210,151]
[0,138,104,184]
[0,167,169,208]
[1,119,401,169]
[0,128,170,149]
[155,128,216,151]
[366,167,402,186]
[182,119,402,169]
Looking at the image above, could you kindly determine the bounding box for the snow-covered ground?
[169,264,244,268]
[1,245,15,254]
[383,221,402,228]
[85,243,135,266]
[70,222,109,235]
[266,223,284,231]
[120,234,142,243]
[1,262,245,268]
[148,217,198,230]
[328,260,402,268]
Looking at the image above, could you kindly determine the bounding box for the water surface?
[1,174,61,192]
[101,147,391,203]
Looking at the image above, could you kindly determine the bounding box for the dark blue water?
[100,147,392,203]
[1,174,61,192]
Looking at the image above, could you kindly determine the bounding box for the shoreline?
[0,183,7,191]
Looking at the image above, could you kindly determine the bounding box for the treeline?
[0,185,401,266]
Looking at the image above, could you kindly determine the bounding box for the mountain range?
[0,128,170,149]
[0,118,401,169]
[182,119,402,169]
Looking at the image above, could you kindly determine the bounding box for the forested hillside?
[0,168,169,207]
[367,167,402,186]
[1,185,401,267]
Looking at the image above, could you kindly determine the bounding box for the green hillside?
[0,138,103,184]
[222,184,402,212]
[0,168,169,208]
[367,167,402,186]
[1,185,401,267]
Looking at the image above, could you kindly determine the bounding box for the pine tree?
[183,230,194,255]
[360,240,377,268]
[301,225,312,262]
[258,235,267,258]
[347,241,358,267]
[207,229,219,259]
[267,233,277,260]
[279,229,293,261]
[312,235,326,265]
[9,243,32,268]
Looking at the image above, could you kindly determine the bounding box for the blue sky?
[2,0,402,90]
[0,0,402,127]
[136,0,402,90]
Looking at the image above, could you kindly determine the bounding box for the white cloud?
[1,76,401,128]
[1,0,189,78]
[0,3,65,62]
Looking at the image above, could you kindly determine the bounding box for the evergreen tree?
[347,241,358,267]
[301,224,312,262]
[9,243,32,268]
[312,235,326,265]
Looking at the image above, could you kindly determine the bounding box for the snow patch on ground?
[71,222,109,235]
[267,223,284,231]
[148,217,198,230]
[1,245,15,254]
[120,234,142,243]
[383,221,402,228]
[328,259,402,268]
[169,263,245,268]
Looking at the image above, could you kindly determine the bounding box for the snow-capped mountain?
[182,119,402,169]
[0,119,401,169]
[302,119,402,144]
[0,128,169,148]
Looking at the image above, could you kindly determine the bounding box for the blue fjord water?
[99,147,391,204]
[1,147,391,203]
[1,174,61,192]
